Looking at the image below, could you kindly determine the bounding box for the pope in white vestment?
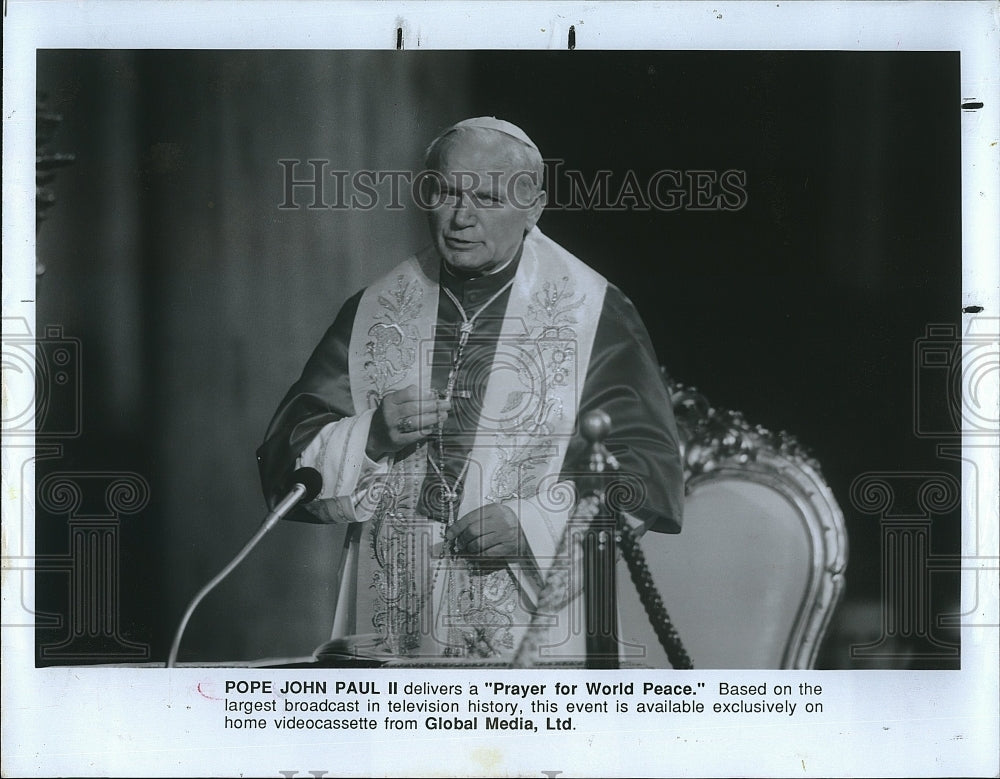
[257,118,684,664]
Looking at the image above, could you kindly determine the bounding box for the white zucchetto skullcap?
[443,116,540,153]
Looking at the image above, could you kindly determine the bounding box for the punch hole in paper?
[396,26,403,51]
[962,305,984,314]
[568,25,576,50]
[960,99,983,110]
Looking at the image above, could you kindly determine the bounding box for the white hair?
[423,125,545,194]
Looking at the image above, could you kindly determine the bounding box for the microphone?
[166,467,324,668]
[261,467,324,532]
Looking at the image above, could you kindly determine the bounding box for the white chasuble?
[336,227,607,663]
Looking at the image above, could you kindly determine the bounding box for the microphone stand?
[165,470,321,668]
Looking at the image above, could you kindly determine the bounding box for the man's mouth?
[444,236,480,250]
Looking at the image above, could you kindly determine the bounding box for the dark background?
[34,50,961,668]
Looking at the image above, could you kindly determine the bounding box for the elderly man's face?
[425,132,544,274]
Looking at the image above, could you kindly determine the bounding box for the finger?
[472,537,516,558]
[475,524,530,556]
[460,530,502,556]
[390,384,423,404]
[448,505,506,540]
[393,410,447,438]
[458,515,518,550]
[392,423,430,441]
[394,397,452,417]
[482,533,533,558]
[389,398,448,422]
[390,408,443,431]
[457,514,512,544]
[445,513,479,543]
[456,522,498,548]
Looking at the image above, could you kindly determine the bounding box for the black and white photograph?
[3,2,998,777]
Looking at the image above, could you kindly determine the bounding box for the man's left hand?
[446,504,532,564]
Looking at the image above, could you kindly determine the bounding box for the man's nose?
[450,193,478,227]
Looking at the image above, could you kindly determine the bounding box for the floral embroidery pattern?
[446,568,518,657]
[363,275,423,408]
[488,276,585,503]
[369,454,431,655]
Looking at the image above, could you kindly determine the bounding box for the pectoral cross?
[443,485,460,528]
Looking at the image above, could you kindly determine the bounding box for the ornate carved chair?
[614,377,848,669]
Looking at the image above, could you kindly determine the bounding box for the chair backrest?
[615,380,848,669]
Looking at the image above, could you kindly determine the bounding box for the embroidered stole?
[343,228,607,658]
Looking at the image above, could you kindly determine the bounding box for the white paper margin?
[3,2,998,777]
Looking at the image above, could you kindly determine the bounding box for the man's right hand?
[366,384,451,460]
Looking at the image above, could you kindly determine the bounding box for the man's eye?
[434,190,503,207]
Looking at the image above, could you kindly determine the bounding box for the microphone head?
[289,467,323,503]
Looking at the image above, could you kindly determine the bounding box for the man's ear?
[525,189,547,233]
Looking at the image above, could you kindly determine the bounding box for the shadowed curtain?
[36,50,473,663]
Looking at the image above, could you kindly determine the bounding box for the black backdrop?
[34,50,961,668]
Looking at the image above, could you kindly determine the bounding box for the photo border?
[3,2,998,777]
